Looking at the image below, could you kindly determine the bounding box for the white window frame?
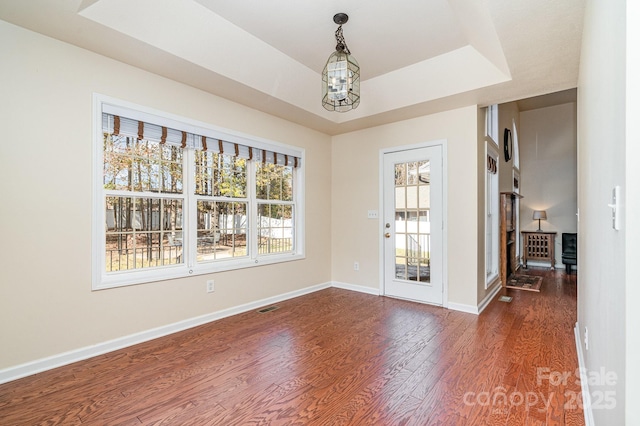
[92,94,305,290]
[486,104,499,144]
[485,141,500,287]
[511,118,520,170]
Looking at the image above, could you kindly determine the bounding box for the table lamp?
[533,210,547,231]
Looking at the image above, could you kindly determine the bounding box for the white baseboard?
[448,302,479,315]
[332,281,488,315]
[448,284,501,316]
[0,282,331,385]
[523,261,553,269]
[332,280,503,316]
[574,322,595,426]
[478,281,503,314]
[331,281,381,296]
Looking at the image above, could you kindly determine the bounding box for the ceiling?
[0,0,585,135]
[517,88,578,112]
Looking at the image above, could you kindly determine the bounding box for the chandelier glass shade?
[322,14,360,112]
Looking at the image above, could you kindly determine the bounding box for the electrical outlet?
[354,262,359,271]
[584,326,589,350]
[206,280,215,293]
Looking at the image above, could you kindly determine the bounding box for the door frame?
[378,140,448,307]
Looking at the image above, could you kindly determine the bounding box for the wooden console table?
[522,231,556,269]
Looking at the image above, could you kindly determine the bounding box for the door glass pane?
[395,160,431,282]
[395,187,405,209]
[406,186,418,209]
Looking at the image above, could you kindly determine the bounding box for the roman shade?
[102,112,300,168]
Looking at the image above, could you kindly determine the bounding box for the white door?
[383,145,444,305]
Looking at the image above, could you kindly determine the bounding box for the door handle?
[385,232,391,238]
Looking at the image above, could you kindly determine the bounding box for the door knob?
[385,232,391,238]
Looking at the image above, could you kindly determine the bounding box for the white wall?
[331,106,479,309]
[0,20,332,370]
[577,0,627,423]
[519,103,578,267]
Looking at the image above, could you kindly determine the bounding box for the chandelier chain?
[334,25,351,55]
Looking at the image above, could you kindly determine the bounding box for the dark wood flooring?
[0,269,583,425]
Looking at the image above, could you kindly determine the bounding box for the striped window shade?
[102,112,300,168]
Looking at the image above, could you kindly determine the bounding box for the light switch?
[367,210,379,219]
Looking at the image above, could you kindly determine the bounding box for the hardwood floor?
[0,269,583,425]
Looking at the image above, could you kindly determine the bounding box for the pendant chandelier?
[322,13,360,112]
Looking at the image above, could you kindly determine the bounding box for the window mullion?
[247,159,257,260]
[103,189,184,199]
[185,149,196,269]
[254,199,295,205]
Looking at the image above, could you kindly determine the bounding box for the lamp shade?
[532,210,547,220]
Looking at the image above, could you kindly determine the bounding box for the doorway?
[382,144,444,305]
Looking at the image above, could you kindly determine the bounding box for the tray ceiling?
[0,0,585,134]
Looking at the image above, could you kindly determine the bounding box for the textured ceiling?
[0,0,585,134]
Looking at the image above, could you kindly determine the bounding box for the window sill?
[93,252,306,291]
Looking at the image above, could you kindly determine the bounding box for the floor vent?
[257,305,279,314]
[499,296,513,303]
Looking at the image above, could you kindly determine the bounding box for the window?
[511,118,520,170]
[94,95,304,289]
[486,104,498,143]
[194,150,248,262]
[485,142,499,286]
[256,163,295,255]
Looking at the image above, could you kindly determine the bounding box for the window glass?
[256,163,293,201]
[104,134,183,193]
[258,204,294,255]
[105,196,183,272]
[195,151,246,198]
[196,201,247,261]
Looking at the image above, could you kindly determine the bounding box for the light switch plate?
[367,210,378,219]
